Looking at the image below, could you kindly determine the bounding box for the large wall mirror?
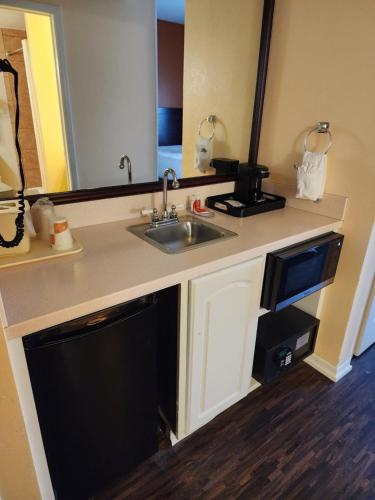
[0,0,273,203]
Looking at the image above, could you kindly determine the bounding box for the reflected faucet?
[162,168,180,219]
[118,154,132,183]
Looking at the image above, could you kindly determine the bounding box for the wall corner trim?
[304,353,352,382]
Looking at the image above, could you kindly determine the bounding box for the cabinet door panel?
[187,257,265,432]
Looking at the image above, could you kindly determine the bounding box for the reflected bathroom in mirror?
[0,0,264,198]
[0,6,70,195]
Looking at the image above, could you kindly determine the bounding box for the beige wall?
[0,325,40,499]
[258,0,375,364]
[182,0,262,177]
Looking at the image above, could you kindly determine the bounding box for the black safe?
[253,306,319,384]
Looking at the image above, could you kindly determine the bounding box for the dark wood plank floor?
[97,347,375,499]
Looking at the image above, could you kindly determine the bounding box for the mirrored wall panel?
[0,0,263,195]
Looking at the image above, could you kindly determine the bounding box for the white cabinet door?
[187,257,265,432]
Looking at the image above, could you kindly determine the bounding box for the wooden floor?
[97,347,375,499]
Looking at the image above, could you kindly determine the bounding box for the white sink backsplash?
[55,181,235,229]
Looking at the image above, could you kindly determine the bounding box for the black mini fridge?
[23,294,159,499]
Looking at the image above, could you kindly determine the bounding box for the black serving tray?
[206,192,286,218]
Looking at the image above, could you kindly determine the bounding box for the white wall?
[0,8,25,29]
[54,0,157,188]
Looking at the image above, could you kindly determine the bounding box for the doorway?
[156,0,185,180]
[0,4,71,194]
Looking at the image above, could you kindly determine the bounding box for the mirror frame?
[26,0,275,206]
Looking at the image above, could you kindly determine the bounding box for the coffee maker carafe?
[234,163,270,205]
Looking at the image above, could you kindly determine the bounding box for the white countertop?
[0,207,341,339]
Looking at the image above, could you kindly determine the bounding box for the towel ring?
[304,122,332,154]
[198,114,216,140]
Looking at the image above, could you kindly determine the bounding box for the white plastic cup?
[49,216,74,251]
[31,197,55,242]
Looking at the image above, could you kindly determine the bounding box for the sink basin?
[127,215,237,253]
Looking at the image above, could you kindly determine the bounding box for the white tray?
[0,238,83,269]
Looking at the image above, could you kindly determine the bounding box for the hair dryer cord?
[0,58,26,248]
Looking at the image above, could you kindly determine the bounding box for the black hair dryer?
[234,163,270,205]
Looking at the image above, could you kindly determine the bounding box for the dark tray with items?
[206,192,286,218]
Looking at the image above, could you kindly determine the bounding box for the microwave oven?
[261,232,344,312]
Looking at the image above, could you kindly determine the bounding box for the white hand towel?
[296,151,327,201]
[195,136,213,173]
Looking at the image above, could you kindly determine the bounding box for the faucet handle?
[170,205,177,219]
[151,208,160,223]
[170,203,185,218]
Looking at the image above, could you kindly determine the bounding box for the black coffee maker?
[234,163,270,205]
[206,162,286,217]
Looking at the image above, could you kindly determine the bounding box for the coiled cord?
[0,58,26,248]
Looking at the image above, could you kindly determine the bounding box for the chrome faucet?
[162,168,180,219]
[118,154,132,183]
[140,168,180,228]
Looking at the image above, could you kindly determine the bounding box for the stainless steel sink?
[127,215,237,254]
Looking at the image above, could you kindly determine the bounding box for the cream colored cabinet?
[186,257,265,433]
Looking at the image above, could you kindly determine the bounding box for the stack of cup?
[30,197,55,243]
[31,197,74,251]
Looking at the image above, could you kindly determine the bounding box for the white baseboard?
[170,430,180,446]
[258,308,270,317]
[248,377,261,393]
[304,353,352,382]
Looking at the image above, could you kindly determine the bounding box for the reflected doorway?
[0,6,70,195]
[156,0,185,180]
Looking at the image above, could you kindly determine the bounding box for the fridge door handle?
[86,315,110,326]
[24,299,157,350]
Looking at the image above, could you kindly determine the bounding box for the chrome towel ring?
[198,114,216,140]
[304,122,332,154]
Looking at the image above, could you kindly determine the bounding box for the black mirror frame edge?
[27,0,275,207]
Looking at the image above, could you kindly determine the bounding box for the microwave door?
[275,245,330,309]
[264,232,344,311]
